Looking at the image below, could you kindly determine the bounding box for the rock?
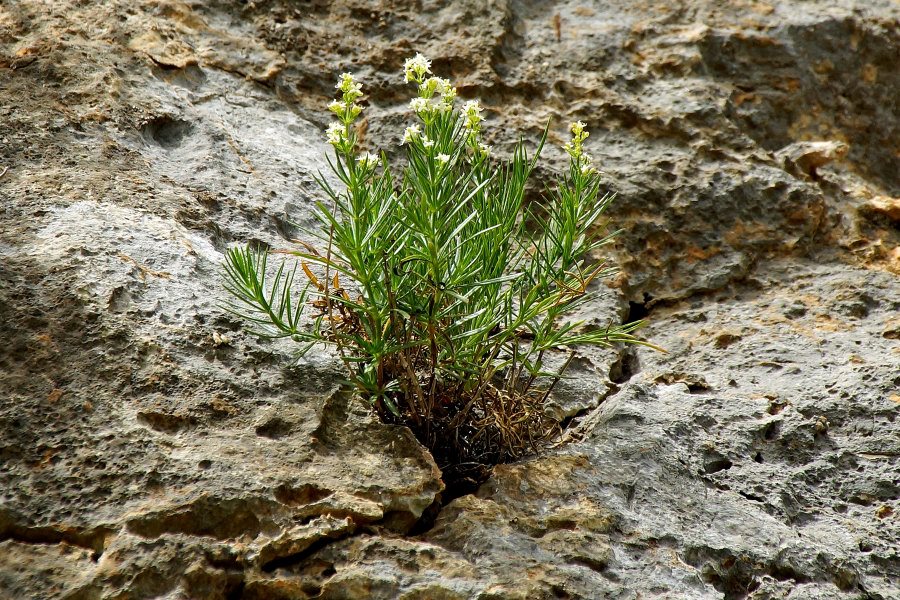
[2,0,898,598]
[776,140,849,179]
[859,195,900,224]
[0,540,98,599]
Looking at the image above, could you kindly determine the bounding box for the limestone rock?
[776,140,849,179]
[1,0,898,598]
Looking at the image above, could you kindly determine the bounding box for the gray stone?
[1,0,898,598]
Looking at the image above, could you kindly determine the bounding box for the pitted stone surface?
[1,0,897,598]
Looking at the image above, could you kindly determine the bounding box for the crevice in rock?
[737,490,765,503]
[703,457,733,475]
[558,384,620,433]
[0,521,111,560]
[403,461,491,536]
[406,343,633,535]
[260,536,339,573]
[224,580,246,600]
[655,372,711,393]
[406,494,445,536]
[683,547,760,599]
[627,293,653,322]
[274,483,332,506]
[137,410,199,434]
[609,346,640,384]
[683,544,867,600]
[125,496,263,540]
[542,339,639,450]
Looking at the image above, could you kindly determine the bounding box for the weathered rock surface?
[1,0,897,598]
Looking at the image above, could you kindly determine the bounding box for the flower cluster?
[403,53,457,120]
[326,122,347,148]
[336,72,362,100]
[421,76,456,103]
[461,100,490,156]
[326,58,598,183]
[404,53,432,83]
[402,54,492,160]
[325,72,374,167]
[462,100,483,131]
[357,151,380,170]
[330,72,364,126]
[408,76,456,118]
[402,124,421,145]
[563,121,598,175]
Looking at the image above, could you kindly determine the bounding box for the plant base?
[381,382,560,500]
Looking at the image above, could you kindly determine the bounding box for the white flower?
[409,97,429,114]
[580,153,597,175]
[326,122,345,147]
[419,77,456,113]
[402,124,421,144]
[421,76,452,98]
[404,53,432,82]
[357,152,379,168]
[336,73,362,97]
[421,136,435,149]
[462,100,483,117]
[478,142,491,157]
[441,85,457,104]
[335,73,351,90]
[329,96,362,123]
[564,121,591,159]
[462,99,484,129]
[436,153,450,164]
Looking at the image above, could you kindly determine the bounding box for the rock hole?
[142,116,194,149]
[655,372,710,393]
[247,238,272,254]
[627,292,653,321]
[136,410,197,434]
[738,490,765,503]
[151,63,207,90]
[141,115,194,150]
[107,286,132,312]
[609,347,640,384]
[274,484,332,506]
[223,580,245,600]
[261,538,335,573]
[255,416,294,439]
[767,401,787,415]
[704,457,733,474]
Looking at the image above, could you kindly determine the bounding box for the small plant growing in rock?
[224,54,652,485]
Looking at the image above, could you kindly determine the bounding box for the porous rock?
[1,0,897,598]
